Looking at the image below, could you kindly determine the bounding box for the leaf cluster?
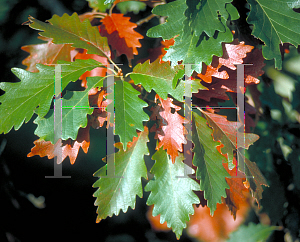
[1,0,299,240]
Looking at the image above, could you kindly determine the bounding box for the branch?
[136,14,157,26]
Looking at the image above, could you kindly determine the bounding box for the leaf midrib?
[104,134,145,215]
[36,16,109,58]
[7,63,101,125]
[256,0,282,44]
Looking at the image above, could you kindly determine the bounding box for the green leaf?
[93,127,149,222]
[185,0,235,37]
[192,111,229,215]
[116,1,146,14]
[227,222,277,242]
[34,77,105,143]
[147,0,187,39]
[87,0,112,12]
[111,80,149,150]
[226,2,240,21]
[104,0,115,4]
[28,12,110,58]
[163,23,233,75]
[191,79,208,92]
[172,67,184,89]
[145,148,200,239]
[0,59,103,134]
[130,59,184,101]
[247,0,300,69]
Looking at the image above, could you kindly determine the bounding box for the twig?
[136,14,157,26]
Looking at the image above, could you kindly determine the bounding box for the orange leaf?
[187,203,250,242]
[75,49,108,88]
[100,13,143,63]
[222,161,250,220]
[197,63,229,83]
[27,125,90,164]
[146,205,171,232]
[160,38,175,60]
[150,95,187,163]
[22,42,73,72]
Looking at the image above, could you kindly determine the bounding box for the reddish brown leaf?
[89,89,113,129]
[199,109,267,208]
[200,110,259,150]
[21,42,73,72]
[215,48,265,93]
[27,125,90,164]
[222,161,249,220]
[219,40,254,70]
[193,79,231,103]
[242,49,265,85]
[243,155,269,206]
[100,13,143,64]
[193,40,265,105]
[150,95,187,163]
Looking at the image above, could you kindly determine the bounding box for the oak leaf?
[27,13,110,58]
[0,59,103,134]
[242,154,269,205]
[192,111,229,215]
[222,161,249,220]
[145,149,200,239]
[21,42,73,72]
[130,59,185,101]
[112,80,149,150]
[150,94,187,163]
[194,40,265,104]
[219,40,254,70]
[100,13,143,64]
[193,79,230,104]
[27,125,90,164]
[200,109,268,205]
[200,109,259,169]
[197,63,229,84]
[93,127,149,222]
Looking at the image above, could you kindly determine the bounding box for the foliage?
[226,222,277,242]
[1,0,299,240]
